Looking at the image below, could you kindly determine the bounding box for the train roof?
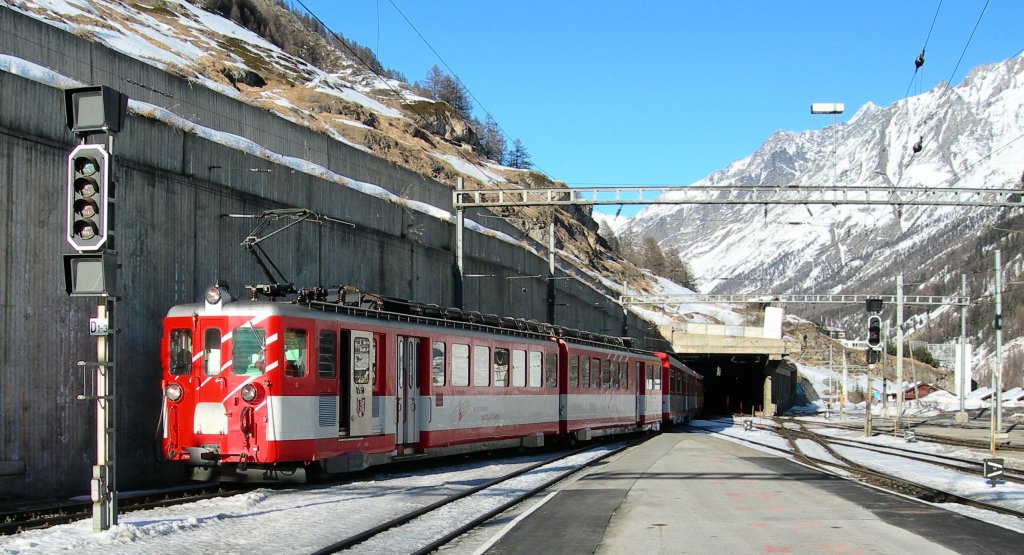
[166,293,649,355]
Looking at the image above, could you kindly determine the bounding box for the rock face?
[403,100,480,147]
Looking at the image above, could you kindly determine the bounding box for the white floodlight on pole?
[811,103,845,194]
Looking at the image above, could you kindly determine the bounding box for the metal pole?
[94,134,117,532]
[841,350,848,420]
[454,177,465,309]
[546,219,556,324]
[92,299,117,531]
[957,273,968,422]
[895,273,904,433]
[828,344,833,417]
[995,249,1003,432]
[865,365,873,436]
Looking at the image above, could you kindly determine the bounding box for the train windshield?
[169,329,192,375]
[233,325,267,375]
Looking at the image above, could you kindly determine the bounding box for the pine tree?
[419,65,472,120]
[478,116,506,163]
[641,236,667,275]
[506,139,532,169]
[422,65,446,100]
[663,246,698,290]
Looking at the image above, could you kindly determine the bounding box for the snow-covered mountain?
[621,54,1024,381]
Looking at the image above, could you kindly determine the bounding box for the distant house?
[886,382,941,402]
[905,382,941,401]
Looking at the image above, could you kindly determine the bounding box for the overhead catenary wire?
[945,0,991,89]
[904,0,944,98]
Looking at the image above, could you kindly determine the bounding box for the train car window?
[353,335,372,384]
[591,358,602,388]
[431,342,446,386]
[284,329,308,378]
[568,355,579,388]
[473,345,490,386]
[528,351,542,388]
[169,329,192,375]
[318,331,337,378]
[233,327,266,375]
[203,328,222,376]
[546,353,557,388]
[511,349,526,387]
[493,348,509,386]
[581,357,591,389]
[654,370,662,391]
[452,343,470,386]
[601,359,611,388]
[620,364,629,389]
[646,364,654,391]
[610,361,619,389]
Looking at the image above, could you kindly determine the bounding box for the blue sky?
[300,1,1023,215]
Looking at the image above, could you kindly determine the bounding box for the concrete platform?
[475,430,1022,554]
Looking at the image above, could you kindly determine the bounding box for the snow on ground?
[0,449,577,555]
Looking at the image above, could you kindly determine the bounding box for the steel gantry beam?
[453,185,1024,209]
[619,293,970,307]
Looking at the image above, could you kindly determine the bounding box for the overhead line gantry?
[453,184,1024,209]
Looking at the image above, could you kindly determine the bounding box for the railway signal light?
[867,315,882,349]
[67,144,110,251]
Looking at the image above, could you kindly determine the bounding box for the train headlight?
[164,383,184,402]
[204,286,222,305]
[240,383,264,404]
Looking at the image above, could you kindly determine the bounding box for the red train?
[160,285,703,481]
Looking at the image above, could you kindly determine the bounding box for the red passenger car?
[658,353,704,424]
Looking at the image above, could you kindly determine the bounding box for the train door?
[198,319,227,378]
[636,361,646,426]
[555,340,570,435]
[396,336,421,446]
[341,330,374,436]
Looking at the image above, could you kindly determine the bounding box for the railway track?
[789,423,1024,483]
[0,485,234,536]
[776,420,1024,519]
[788,416,1024,452]
[310,437,646,555]
[690,417,1024,521]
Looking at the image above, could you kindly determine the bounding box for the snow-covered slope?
[627,55,1024,295]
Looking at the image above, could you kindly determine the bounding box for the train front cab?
[161,302,399,481]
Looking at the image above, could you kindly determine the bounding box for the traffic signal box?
[867,315,882,348]
[866,314,882,364]
[67,144,110,251]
